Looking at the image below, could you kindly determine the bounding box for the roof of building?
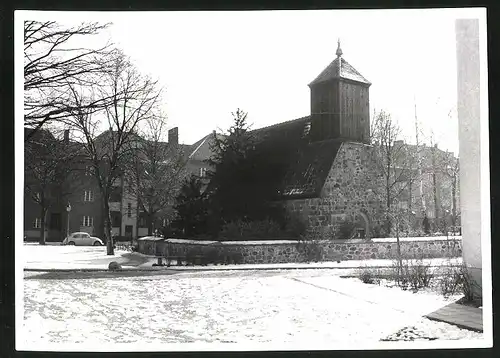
[309,57,371,86]
[309,41,371,86]
[24,127,56,143]
[188,131,226,162]
[249,116,344,199]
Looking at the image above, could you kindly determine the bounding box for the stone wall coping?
[371,236,462,243]
[161,237,461,246]
[164,238,301,245]
[164,238,219,245]
[220,240,301,245]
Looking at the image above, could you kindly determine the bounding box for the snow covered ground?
[21,269,483,351]
[22,244,135,270]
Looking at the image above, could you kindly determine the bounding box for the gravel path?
[21,270,483,349]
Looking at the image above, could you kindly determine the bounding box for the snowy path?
[21,269,482,349]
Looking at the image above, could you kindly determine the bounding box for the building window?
[84,190,94,202]
[82,216,94,227]
[199,167,207,178]
[127,203,132,218]
[138,216,146,227]
[33,218,41,228]
[111,211,121,227]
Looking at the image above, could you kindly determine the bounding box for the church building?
[250,40,385,238]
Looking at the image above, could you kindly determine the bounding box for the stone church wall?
[285,142,385,238]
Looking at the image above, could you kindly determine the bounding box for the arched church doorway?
[354,211,370,239]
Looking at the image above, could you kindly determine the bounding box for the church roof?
[309,57,371,86]
[309,41,371,86]
[249,116,344,199]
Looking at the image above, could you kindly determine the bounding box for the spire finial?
[336,38,343,58]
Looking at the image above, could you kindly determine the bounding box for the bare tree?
[24,20,115,140]
[125,113,188,236]
[65,50,161,255]
[443,154,460,229]
[24,128,81,244]
[370,110,421,235]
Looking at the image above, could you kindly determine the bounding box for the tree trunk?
[451,175,457,228]
[39,203,47,245]
[147,212,154,236]
[432,172,439,232]
[408,180,413,233]
[395,212,403,281]
[104,198,114,255]
[385,174,392,235]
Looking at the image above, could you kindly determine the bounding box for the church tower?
[308,40,371,143]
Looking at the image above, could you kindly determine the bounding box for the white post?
[456,19,483,298]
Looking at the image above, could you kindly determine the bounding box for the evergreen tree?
[205,108,288,237]
[172,175,208,237]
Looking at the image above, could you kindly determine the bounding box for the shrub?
[115,243,133,252]
[389,256,434,291]
[108,261,122,271]
[437,266,463,297]
[438,263,480,301]
[358,267,381,285]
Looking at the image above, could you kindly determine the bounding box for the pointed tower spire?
[336,38,343,57]
[336,38,343,76]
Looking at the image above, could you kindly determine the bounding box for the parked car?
[62,232,104,246]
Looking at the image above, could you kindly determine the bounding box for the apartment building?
[23,127,218,241]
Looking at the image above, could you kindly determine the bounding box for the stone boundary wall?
[138,237,462,264]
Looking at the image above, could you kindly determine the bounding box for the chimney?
[168,127,178,145]
[63,129,69,144]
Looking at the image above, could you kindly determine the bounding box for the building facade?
[23,127,218,242]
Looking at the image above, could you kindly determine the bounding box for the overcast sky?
[18,8,487,154]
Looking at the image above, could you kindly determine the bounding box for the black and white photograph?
[15,8,491,351]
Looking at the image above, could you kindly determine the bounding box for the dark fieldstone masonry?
[285,142,385,238]
[138,238,462,264]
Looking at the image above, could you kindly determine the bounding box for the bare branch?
[24,20,114,137]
